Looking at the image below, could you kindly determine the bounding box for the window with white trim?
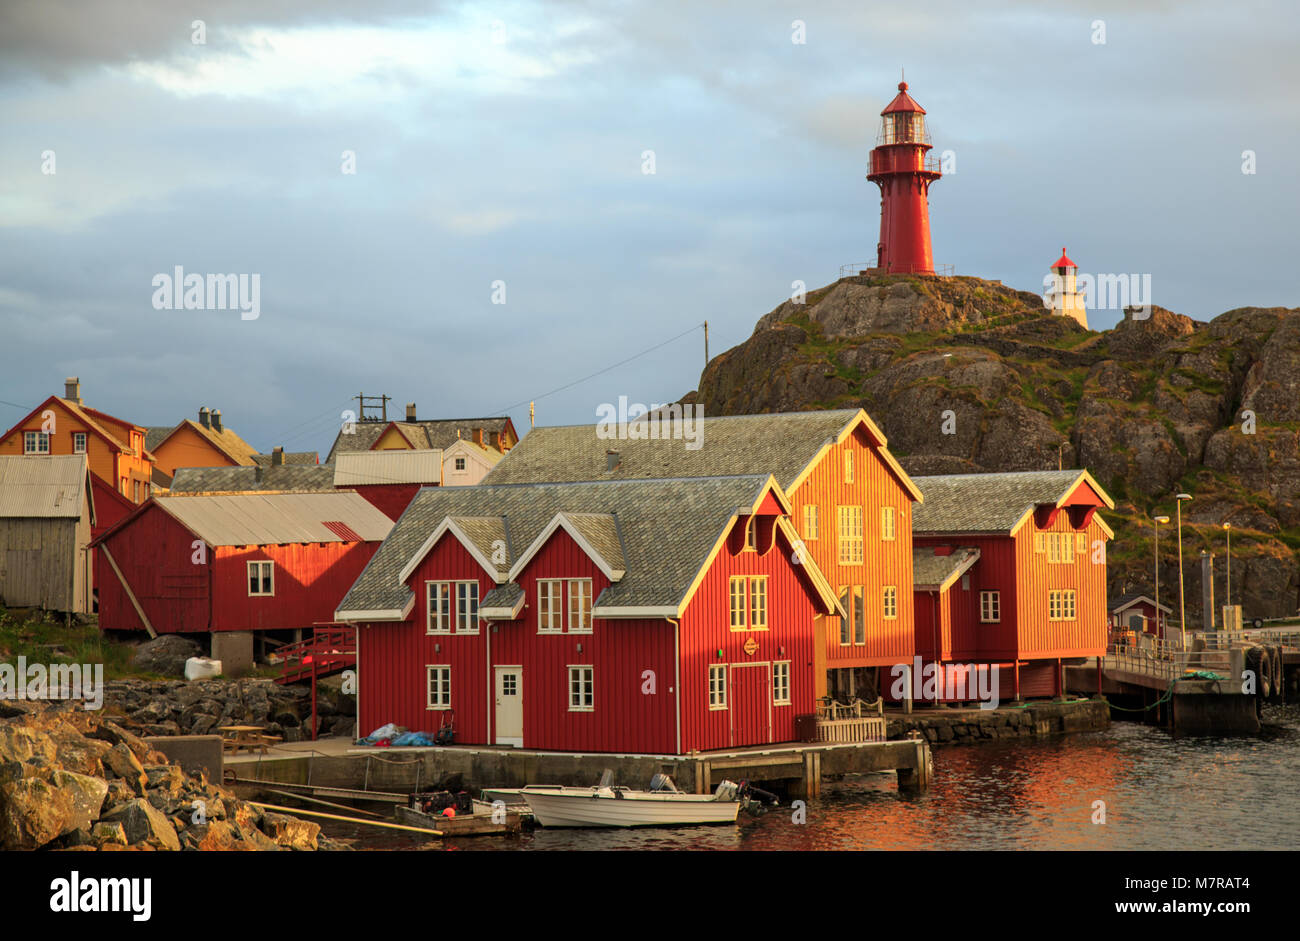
[803,504,818,540]
[748,577,768,629]
[744,517,757,551]
[773,662,791,705]
[454,457,466,471]
[247,560,273,596]
[567,579,592,633]
[881,506,896,541]
[980,590,1001,623]
[537,579,563,632]
[1048,589,1077,621]
[1046,532,1074,564]
[426,581,451,633]
[838,585,851,645]
[844,451,854,483]
[708,665,727,709]
[729,577,747,630]
[837,506,863,564]
[426,666,451,709]
[853,586,865,643]
[1075,532,1087,554]
[883,585,898,620]
[568,665,594,711]
[24,432,49,454]
[73,432,87,454]
[456,581,479,633]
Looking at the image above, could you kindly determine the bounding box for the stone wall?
[885,699,1110,745]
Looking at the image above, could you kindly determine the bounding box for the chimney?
[198,407,211,429]
[64,377,82,405]
[473,428,484,447]
[211,408,222,432]
[272,446,284,467]
[606,449,620,472]
[406,403,417,422]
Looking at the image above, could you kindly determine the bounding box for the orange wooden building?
[481,408,922,702]
[146,407,260,478]
[910,469,1114,700]
[0,379,154,504]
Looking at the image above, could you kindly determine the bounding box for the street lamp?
[1154,515,1170,639]
[1223,522,1232,625]
[1175,493,1193,651]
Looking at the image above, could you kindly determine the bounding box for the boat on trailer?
[511,774,773,829]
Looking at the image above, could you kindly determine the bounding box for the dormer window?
[744,517,757,551]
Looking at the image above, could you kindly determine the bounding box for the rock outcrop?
[693,273,1300,621]
[0,700,350,851]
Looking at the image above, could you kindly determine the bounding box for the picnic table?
[219,725,282,755]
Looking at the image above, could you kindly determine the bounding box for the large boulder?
[131,636,202,677]
[100,798,181,851]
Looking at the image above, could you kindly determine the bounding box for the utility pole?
[354,393,390,422]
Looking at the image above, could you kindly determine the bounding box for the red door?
[730,663,772,747]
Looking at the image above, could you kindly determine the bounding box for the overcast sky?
[2,0,1295,459]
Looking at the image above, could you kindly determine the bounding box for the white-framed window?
[23,431,50,454]
[853,585,865,643]
[426,666,451,709]
[748,577,768,629]
[729,577,747,630]
[1075,532,1087,554]
[568,665,594,711]
[773,662,791,705]
[708,665,727,710]
[426,581,451,633]
[537,579,563,633]
[844,451,854,484]
[980,590,1001,623]
[1034,532,1044,554]
[72,432,87,454]
[838,586,851,645]
[454,457,466,471]
[456,581,479,633]
[247,560,273,596]
[1046,532,1074,564]
[1049,589,1077,621]
[132,480,141,502]
[803,504,818,541]
[568,579,592,633]
[881,506,896,541]
[837,506,863,565]
[883,585,898,620]
[744,517,757,551]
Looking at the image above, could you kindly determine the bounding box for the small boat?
[516,774,764,829]
[395,794,525,837]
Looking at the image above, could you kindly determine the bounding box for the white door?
[495,666,523,747]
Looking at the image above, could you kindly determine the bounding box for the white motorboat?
[515,775,761,829]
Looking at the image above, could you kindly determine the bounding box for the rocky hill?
[689,273,1300,622]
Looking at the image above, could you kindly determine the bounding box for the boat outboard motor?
[649,773,680,793]
[714,780,739,801]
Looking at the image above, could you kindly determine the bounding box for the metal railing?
[839,262,954,279]
[1103,641,1238,685]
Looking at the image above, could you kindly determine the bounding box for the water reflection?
[320,705,1300,851]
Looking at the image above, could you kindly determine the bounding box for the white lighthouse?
[1045,247,1088,329]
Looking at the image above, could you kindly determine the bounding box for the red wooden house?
[92,491,392,643]
[480,409,922,704]
[336,475,840,754]
[1109,593,1172,640]
[909,469,1115,701]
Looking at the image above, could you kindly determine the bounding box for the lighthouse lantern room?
[867,81,942,276]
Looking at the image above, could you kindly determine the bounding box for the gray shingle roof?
[911,470,1090,534]
[169,464,335,494]
[145,426,175,452]
[480,582,524,615]
[325,417,512,463]
[337,475,775,618]
[912,547,980,590]
[482,410,863,490]
[251,451,319,467]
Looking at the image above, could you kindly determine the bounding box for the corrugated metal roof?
[0,455,90,518]
[333,449,442,487]
[155,491,393,546]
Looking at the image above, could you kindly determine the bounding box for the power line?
[493,322,705,415]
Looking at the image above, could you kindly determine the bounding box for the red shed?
[92,491,392,638]
[337,475,840,754]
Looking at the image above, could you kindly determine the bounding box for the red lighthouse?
[867,81,941,275]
